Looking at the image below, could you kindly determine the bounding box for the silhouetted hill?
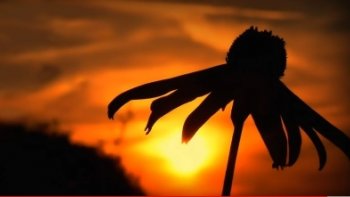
[0,121,145,195]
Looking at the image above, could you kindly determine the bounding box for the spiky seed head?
[226,26,287,78]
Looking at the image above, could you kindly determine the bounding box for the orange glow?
[1,0,349,195]
[113,118,231,195]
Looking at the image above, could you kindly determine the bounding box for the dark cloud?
[37,64,62,84]
[0,63,61,92]
[0,1,99,54]
[283,65,330,87]
[201,1,347,31]
[0,0,223,94]
[104,35,223,67]
[0,18,87,54]
[134,0,349,13]
[0,34,222,94]
[43,80,100,123]
[205,13,302,30]
[148,0,349,35]
[325,12,350,33]
[0,0,180,53]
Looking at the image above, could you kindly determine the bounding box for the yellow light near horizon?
[159,132,211,176]
[138,128,216,177]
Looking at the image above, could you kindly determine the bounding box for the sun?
[140,128,216,176]
[159,132,211,175]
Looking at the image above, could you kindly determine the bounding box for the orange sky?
[0,0,349,195]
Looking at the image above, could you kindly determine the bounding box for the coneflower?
[108,26,350,196]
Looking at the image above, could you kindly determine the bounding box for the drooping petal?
[278,91,301,166]
[300,124,326,170]
[108,64,230,119]
[182,91,232,143]
[252,112,288,169]
[280,112,302,166]
[308,112,350,159]
[246,77,287,169]
[145,87,208,133]
[277,81,350,161]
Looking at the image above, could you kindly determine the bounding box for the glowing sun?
[140,129,216,176]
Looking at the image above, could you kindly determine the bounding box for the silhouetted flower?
[108,26,350,195]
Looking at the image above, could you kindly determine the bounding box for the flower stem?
[222,124,243,196]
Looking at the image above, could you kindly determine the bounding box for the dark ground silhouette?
[0,121,144,195]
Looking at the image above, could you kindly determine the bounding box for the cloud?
[0,0,224,95]
[42,80,108,124]
[0,63,61,92]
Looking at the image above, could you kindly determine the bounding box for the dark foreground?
[0,121,144,195]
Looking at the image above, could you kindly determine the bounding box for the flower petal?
[278,81,350,162]
[182,91,232,143]
[281,112,302,166]
[145,87,208,133]
[278,91,301,166]
[308,111,350,159]
[300,125,326,170]
[108,64,229,119]
[252,112,287,169]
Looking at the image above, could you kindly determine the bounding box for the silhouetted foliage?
[108,26,350,195]
[0,121,145,195]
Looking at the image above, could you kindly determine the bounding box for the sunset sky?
[0,0,349,195]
